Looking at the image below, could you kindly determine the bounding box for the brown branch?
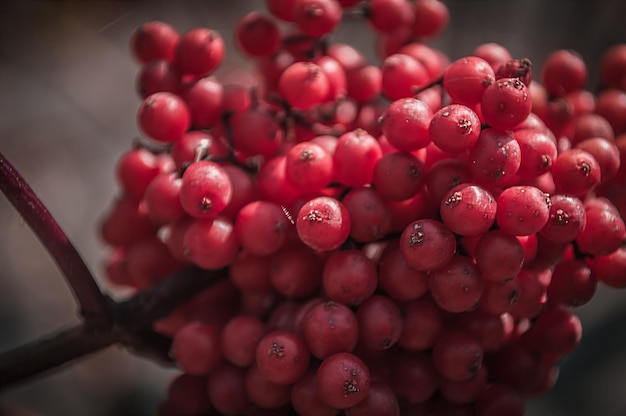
[113,266,226,329]
[0,153,229,389]
[0,325,120,389]
[0,266,227,390]
[0,152,112,328]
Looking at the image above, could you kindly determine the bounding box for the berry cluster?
[99,1,626,415]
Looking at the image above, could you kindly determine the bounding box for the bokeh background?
[1,0,626,415]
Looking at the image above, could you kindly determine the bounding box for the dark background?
[1,1,626,415]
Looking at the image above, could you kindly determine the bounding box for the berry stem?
[0,152,112,328]
[0,324,120,390]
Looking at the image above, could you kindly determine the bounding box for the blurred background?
[1,0,626,415]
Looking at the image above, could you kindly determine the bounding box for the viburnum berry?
[380,97,432,151]
[174,27,225,76]
[278,61,330,109]
[367,0,414,34]
[292,0,342,37]
[429,104,481,153]
[180,76,224,129]
[130,21,179,64]
[412,0,450,38]
[444,56,495,105]
[315,352,371,409]
[296,196,351,251]
[381,53,430,101]
[481,77,532,130]
[136,60,181,98]
[235,11,281,58]
[179,161,232,219]
[137,92,190,143]
[473,42,513,71]
[541,49,588,97]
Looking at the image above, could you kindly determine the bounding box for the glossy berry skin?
[234,201,290,256]
[412,0,449,38]
[356,295,403,351]
[539,194,586,243]
[468,128,521,186]
[548,259,596,307]
[315,352,371,409]
[475,230,525,282]
[182,217,239,269]
[380,97,433,152]
[180,76,224,129]
[136,60,180,98]
[443,56,495,105]
[541,49,588,97]
[523,305,582,356]
[432,330,484,382]
[143,172,185,224]
[115,147,161,201]
[481,77,532,130]
[368,0,413,34]
[345,380,400,416]
[575,198,626,256]
[220,315,267,367]
[130,21,179,64]
[285,142,334,192]
[552,148,601,197]
[235,11,281,57]
[322,249,377,306]
[495,186,551,236]
[296,196,351,251]
[381,54,430,101]
[378,248,430,302]
[279,62,330,109]
[400,219,456,272]
[513,129,558,178]
[303,301,359,359]
[170,322,222,375]
[174,28,224,76]
[230,108,284,159]
[600,44,626,89]
[429,255,484,313]
[333,129,383,187]
[137,92,190,143]
[472,42,513,71]
[439,184,497,237]
[430,104,481,154]
[179,161,232,219]
[293,0,342,37]
[255,331,310,385]
[373,151,425,201]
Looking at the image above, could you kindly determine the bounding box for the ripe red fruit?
[137,92,190,143]
[175,28,225,76]
[315,352,371,409]
[481,77,532,130]
[296,196,351,251]
[179,161,232,219]
[130,21,179,64]
[235,12,281,57]
[278,62,330,109]
[541,49,588,97]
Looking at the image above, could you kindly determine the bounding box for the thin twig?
[113,266,226,329]
[0,153,112,328]
[0,266,227,390]
[0,324,121,390]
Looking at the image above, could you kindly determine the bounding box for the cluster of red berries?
[99,0,626,415]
